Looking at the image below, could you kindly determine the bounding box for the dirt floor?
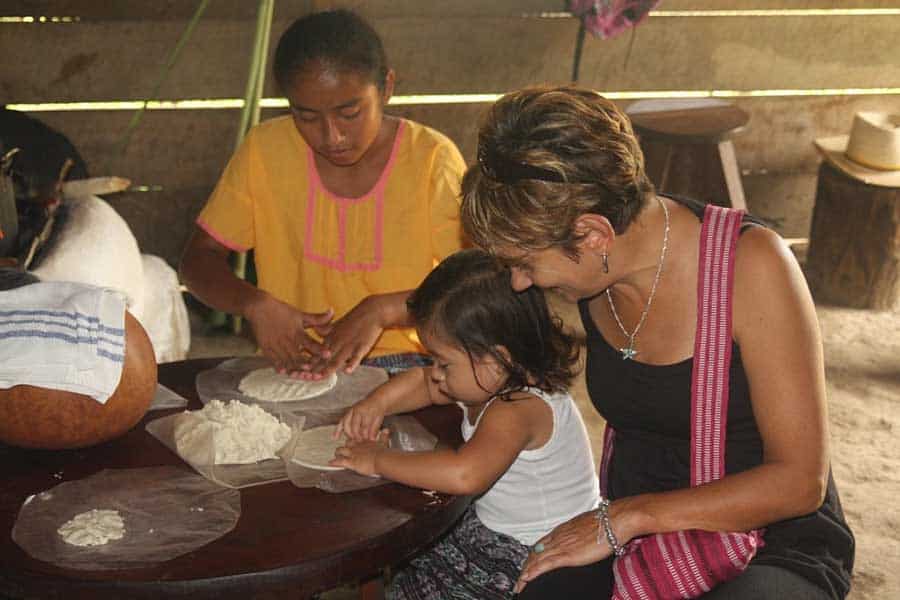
[185,198,899,599]
[816,305,900,598]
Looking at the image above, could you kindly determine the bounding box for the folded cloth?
[0,281,127,403]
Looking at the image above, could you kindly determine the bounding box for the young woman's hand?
[330,432,390,476]
[244,294,334,374]
[302,291,413,378]
[300,295,386,378]
[335,395,388,442]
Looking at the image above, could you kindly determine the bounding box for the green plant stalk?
[109,0,210,168]
[230,0,275,335]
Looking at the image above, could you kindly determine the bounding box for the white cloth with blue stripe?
[0,282,127,404]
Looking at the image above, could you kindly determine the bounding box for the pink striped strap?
[605,204,759,600]
[690,204,745,486]
[599,204,745,493]
[611,528,762,599]
[599,423,614,496]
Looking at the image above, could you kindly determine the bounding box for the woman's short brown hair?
[461,86,654,256]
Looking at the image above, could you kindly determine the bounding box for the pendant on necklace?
[620,346,638,360]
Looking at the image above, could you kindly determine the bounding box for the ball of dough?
[58,509,126,547]
[173,400,292,465]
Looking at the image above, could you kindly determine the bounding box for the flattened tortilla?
[291,425,346,471]
[238,368,337,402]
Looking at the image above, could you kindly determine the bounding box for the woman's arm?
[179,228,265,318]
[179,228,333,372]
[333,394,550,495]
[516,227,830,589]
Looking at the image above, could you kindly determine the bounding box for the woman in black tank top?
[458,86,854,599]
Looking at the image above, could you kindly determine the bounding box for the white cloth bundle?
[138,254,190,364]
[0,281,126,403]
[32,188,144,316]
[32,186,191,364]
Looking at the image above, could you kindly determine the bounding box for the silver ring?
[533,542,545,554]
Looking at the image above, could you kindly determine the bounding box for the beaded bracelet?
[596,497,626,557]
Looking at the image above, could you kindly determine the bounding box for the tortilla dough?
[291,425,347,471]
[238,368,338,402]
[173,399,292,465]
[58,509,125,547]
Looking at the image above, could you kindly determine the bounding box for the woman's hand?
[514,509,612,593]
[244,294,334,374]
[335,395,388,442]
[330,433,390,476]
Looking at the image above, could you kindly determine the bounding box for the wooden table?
[0,358,470,599]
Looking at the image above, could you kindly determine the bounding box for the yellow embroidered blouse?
[197,116,466,356]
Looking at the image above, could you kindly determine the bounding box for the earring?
[602,252,609,274]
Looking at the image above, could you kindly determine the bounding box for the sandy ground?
[815,305,900,598]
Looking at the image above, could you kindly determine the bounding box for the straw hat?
[814,111,900,187]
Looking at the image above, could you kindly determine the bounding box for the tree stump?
[805,162,900,310]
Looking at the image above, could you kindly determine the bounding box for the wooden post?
[805,162,900,310]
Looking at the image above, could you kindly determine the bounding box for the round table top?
[627,100,750,143]
[0,358,470,599]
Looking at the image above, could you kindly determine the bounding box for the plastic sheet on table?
[148,383,188,411]
[145,410,306,489]
[195,357,389,418]
[12,466,240,570]
[283,414,438,493]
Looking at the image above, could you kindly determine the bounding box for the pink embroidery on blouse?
[197,218,250,252]
[304,121,404,272]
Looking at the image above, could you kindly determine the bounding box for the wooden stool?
[805,161,900,309]
[626,99,749,209]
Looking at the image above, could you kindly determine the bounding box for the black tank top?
[577,196,854,599]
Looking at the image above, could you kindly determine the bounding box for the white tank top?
[459,388,599,546]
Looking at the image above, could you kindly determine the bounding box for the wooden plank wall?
[2,0,899,266]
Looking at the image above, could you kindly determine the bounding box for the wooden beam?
[3,12,899,102]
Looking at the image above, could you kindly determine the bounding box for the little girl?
[330,249,599,600]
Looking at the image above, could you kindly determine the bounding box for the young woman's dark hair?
[273,9,389,92]
[0,268,39,291]
[407,249,579,395]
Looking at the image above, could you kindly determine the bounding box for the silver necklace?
[605,196,670,360]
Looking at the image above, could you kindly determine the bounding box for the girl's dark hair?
[273,9,389,92]
[407,249,579,396]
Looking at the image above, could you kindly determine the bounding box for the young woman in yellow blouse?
[180,9,466,375]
